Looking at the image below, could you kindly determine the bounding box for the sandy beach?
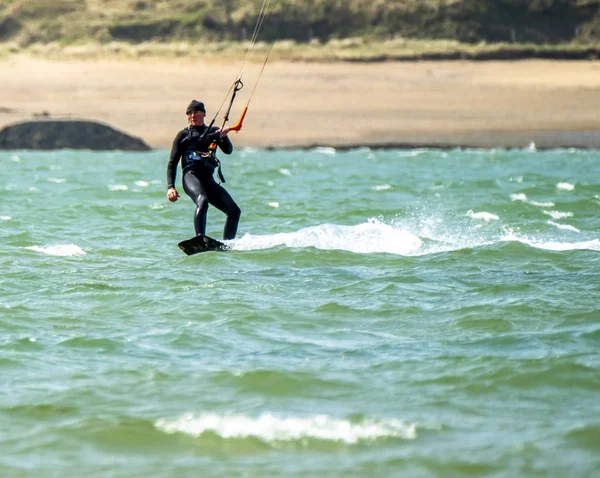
[1,56,599,149]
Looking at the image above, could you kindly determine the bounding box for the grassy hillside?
[0,0,599,60]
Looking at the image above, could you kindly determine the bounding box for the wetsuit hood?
[186,100,206,114]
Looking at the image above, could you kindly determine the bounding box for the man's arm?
[218,134,233,155]
[213,126,233,155]
[166,131,185,189]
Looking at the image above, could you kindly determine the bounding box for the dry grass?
[1,38,599,63]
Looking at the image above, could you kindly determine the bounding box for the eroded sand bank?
[1,56,599,149]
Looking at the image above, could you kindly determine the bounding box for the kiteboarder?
[166,100,241,240]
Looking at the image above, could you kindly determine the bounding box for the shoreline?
[261,138,600,152]
[1,56,599,150]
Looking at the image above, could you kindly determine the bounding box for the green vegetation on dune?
[0,0,599,60]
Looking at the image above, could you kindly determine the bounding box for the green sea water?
[1,146,599,477]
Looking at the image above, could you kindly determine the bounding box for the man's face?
[188,110,206,126]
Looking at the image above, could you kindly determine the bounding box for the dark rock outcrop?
[0,120,151,151]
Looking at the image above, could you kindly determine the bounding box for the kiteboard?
[178,235,228,255]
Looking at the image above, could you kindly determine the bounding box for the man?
[166,100,241,240]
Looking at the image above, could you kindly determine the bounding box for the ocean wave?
[556,182,575,191]
[309,147,337,155]
[566,424,600,450]
[547,221,580,233]
[209,368,354,396]
[514,238,600,252]
[155,413,416,444]
[542,210,574,220]
[229,216,600,258]
[460,357,600,392]
[467,210,500,222]
[25,244,86,257]
[233,218,421,256]
[529,200,556,207]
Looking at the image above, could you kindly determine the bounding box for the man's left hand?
[217,127,231,138]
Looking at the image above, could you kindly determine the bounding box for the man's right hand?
[167,188,180,202]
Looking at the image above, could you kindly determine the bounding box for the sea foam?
[525,239,600,252]
[556,182,575,191]
[543,210,574,220]
[25,244,86,256]
[155,413,416,444]
[501,235,600,252]
[232,218,421,255]
[547,221,580,233]
[467,210,500,222]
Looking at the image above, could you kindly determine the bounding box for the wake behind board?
[178,235,228,255]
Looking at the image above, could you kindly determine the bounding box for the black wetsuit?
[167,124,240,240]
